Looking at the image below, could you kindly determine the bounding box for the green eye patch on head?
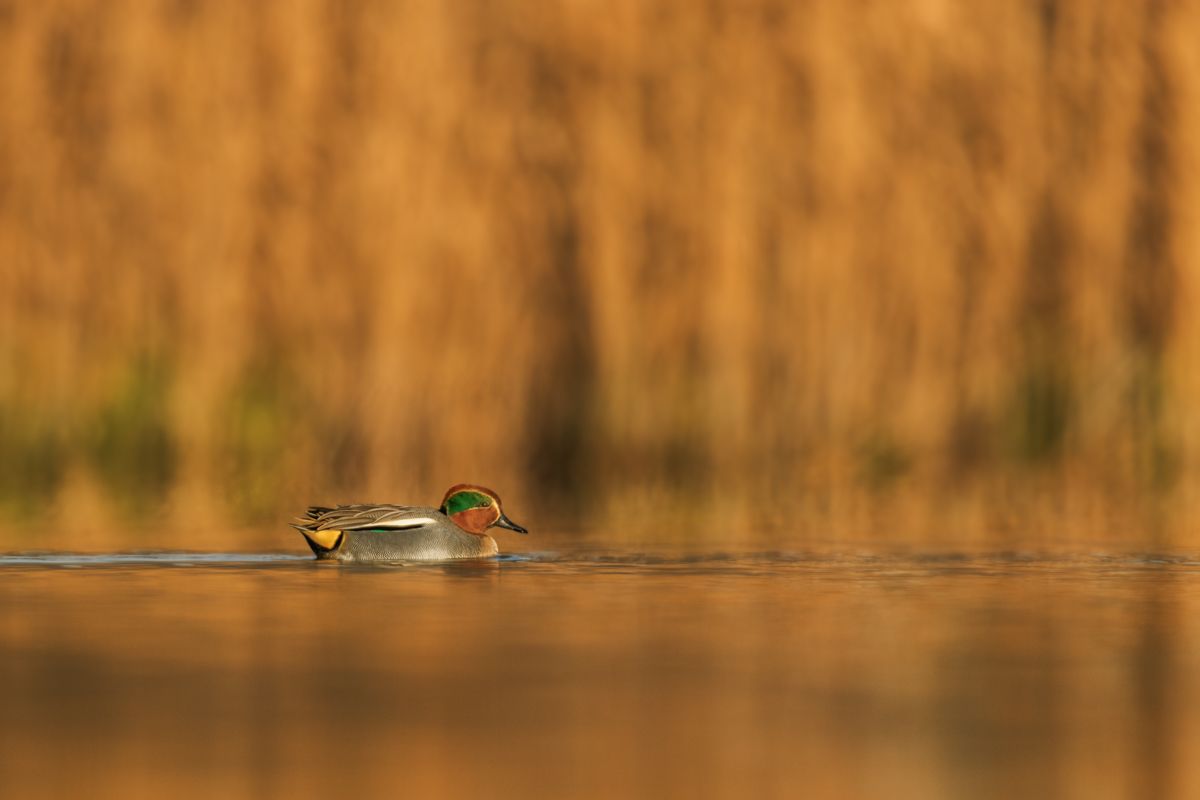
[443,490,494,515]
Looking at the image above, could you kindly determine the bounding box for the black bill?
[494,513,528,534]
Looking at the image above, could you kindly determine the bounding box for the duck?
[291,483,528,562]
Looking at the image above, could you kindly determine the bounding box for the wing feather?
[295,504,437,532]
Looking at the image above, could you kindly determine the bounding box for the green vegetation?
[219,361,305,524]
[0,406,67,519]
[85,356,176,514]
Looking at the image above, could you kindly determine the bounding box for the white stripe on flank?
[371,517,436,530]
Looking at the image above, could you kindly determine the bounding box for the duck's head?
[439,484,528,536]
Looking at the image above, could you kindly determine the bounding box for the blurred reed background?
[1,0,1199,549]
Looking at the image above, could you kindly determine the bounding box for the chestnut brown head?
[438,484,528,536]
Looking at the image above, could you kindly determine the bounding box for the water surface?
[2,548,1199,799]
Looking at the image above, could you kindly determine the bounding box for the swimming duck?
[292,484,528,562]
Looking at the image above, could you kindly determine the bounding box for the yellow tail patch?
[303,528,343,551]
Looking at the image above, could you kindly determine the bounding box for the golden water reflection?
[1,549,1198,799]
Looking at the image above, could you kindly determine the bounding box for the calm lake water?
[2,543,1199,799]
